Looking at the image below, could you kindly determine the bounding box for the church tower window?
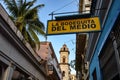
[62,71,65,77]
[63,57,66,63]
[64,47,65,51]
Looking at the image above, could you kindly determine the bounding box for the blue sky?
[37,0,79,74]
[1,0,79,74]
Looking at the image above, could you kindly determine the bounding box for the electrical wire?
[64,39,75,45]
[75,0,80,8]
[75,0,79,4]
[52,0,77,13]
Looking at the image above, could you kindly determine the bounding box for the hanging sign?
[47,17,101,35]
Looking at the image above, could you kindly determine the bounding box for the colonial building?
[86,0,120,80]
[59,44,71,80]
[78,0,92,80]
[0,4,46,80]
[75,34,87,80]
[36,42,62,80]
[79,0,91,13]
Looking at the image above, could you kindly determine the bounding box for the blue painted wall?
[89,0,120,80]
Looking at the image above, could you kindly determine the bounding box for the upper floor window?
[64,48,66,51]
[63,57,66,63]
[62,71,65,77]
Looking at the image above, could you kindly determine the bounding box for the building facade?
[73,0,92,80]
[0,4,46,80]
[86,0,120,80]
[79,0,91,13]
[59,44,71,80]
[36,42,62,80]
[75,34,87,80]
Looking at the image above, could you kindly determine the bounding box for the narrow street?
[0,0,120,80]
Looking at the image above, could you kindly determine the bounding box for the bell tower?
[59,44,70,80]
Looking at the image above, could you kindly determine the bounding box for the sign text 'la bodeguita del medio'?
[47,17,101,35]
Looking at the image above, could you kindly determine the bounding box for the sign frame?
[46,16,101,35]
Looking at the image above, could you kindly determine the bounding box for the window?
[62,71,65,77]
[48,65,53,71]
[63,57,66,63]
[112,13,120,58]
[64,48,66,51]
[99,36,119,80]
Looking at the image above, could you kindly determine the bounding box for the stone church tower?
[59,44,70,80]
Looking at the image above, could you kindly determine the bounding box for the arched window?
[63,57,66,63]
[64,48,65,51]
[62,71,65,77]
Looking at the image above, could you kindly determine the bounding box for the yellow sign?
[47,17,101,35]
